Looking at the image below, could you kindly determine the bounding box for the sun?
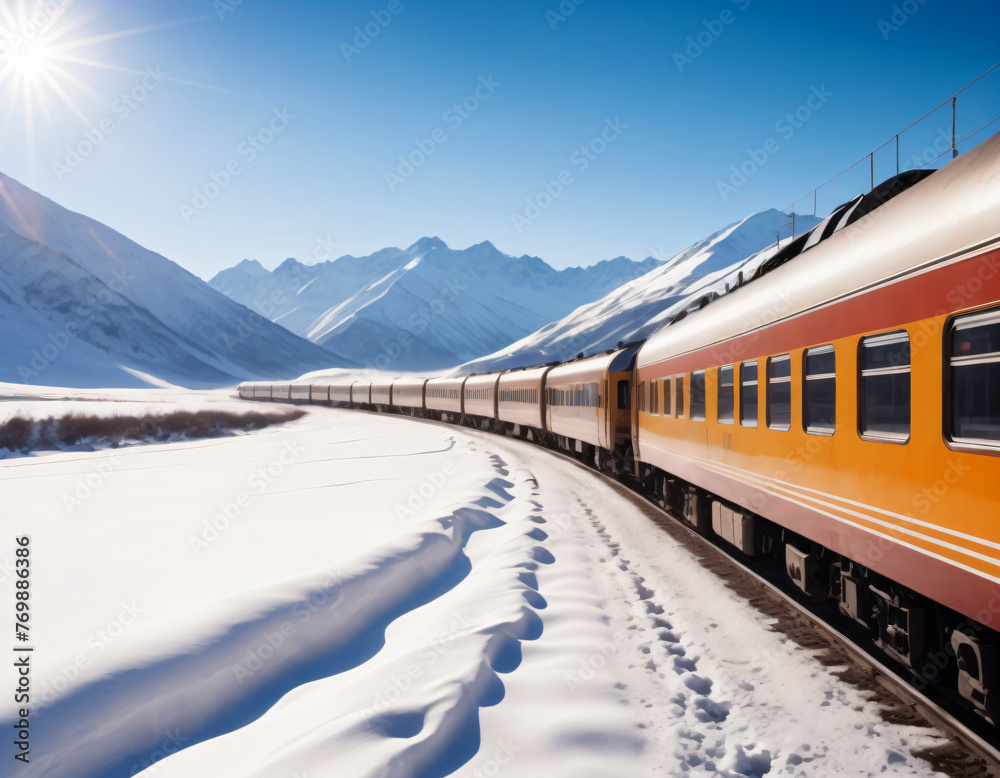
[5,39,54,80]
[0,1,215,175]
[0,0,103,137]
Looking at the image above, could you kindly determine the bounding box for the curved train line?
[240,129,1000,752]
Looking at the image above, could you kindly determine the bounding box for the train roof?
[638,130,1000,369]
[546,344,642,384]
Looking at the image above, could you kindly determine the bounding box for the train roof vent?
[751,168,937,280]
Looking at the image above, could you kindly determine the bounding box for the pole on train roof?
[952,96,958,159]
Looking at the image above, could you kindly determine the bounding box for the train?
[240,129,1000,727]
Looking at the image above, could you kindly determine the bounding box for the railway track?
[398,411,1000,776]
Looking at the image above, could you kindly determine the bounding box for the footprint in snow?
[693,696,731,723]
[487,454,509,475]
[529,546,555,564]
[484,477,515,503]
[633,577,655,601]
[518,571,539,590]
[683,674,713,695]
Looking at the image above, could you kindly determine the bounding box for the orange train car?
[635,131,1000,719]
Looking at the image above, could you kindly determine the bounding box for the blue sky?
[1,0,998,278]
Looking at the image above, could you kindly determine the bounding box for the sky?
[0,0,998,280]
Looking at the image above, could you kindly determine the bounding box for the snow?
[0,388,948,777]
[209,239,664,371]
[0,172,344,389]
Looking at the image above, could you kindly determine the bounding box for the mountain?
[455,209,822,374]
[210,239,663,371]
[0,172,346,389]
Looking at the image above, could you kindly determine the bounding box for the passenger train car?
[240,130,1000,726]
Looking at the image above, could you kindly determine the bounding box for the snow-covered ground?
[0,389,948,777]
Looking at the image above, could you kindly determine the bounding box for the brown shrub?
[0,417,33,452]
[0,408,307,453]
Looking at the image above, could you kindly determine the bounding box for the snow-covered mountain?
[210,239,663,371]
[0,172,346,389]
[456,209,822,374]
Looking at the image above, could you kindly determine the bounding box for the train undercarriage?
[634,461,1000,728]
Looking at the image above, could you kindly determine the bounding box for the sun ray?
[48,54,239,94]
[35,58,101,100]
[24,85,36,182]
[54,17,212,51]
[36,66,95,129]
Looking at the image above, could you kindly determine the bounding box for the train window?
[740,361,758,427]
[804,346,836,435]
[718,365,734,424]
[662,377,673,417]
[651,379,660,415]
[617,380,630,410]
[860,331,911,441]
[638,381,645,412]
[767,355,792,430]
[949,310,1000,445]
[690,371,706,421]
[675,374,685,418]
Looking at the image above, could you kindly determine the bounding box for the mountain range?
[209,241,664,371]
[455,208,822,374]
[0,168,822,390]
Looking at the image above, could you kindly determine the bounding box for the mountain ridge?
[210,238,665,370]
[453,208,823,375]
[0,171,347,388]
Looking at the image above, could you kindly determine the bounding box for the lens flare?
[6,39,52,79]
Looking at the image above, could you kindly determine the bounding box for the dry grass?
[0,408,307,453]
